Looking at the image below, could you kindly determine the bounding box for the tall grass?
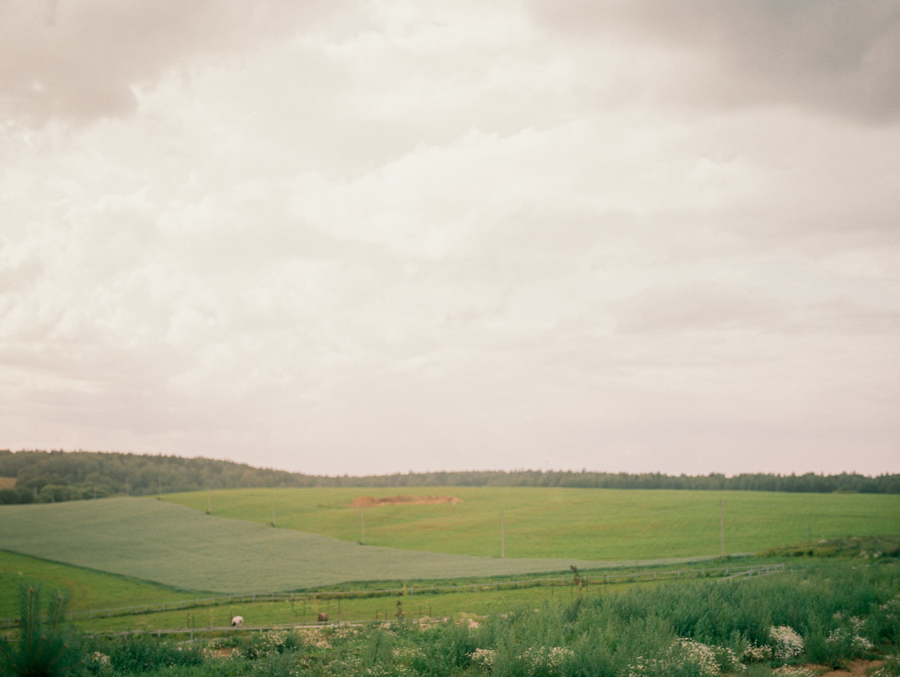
[69,559,899,677]
[1,585,80,677]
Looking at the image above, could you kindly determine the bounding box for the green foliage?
[2,450,898,507]
[0,451,305,504]
[762,535,900,560]
[0,585,79,677]
[29,559,899,677]
[84,635,203,674]
[872,653,900,677]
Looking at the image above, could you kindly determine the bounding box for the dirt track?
[809,659,883,676]
[351,495,462,508]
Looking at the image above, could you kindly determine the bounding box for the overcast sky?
[1,0,899,478]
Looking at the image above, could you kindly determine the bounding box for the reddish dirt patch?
[0,477,16,490]
[807,659,883,676]
[351,495,463,508]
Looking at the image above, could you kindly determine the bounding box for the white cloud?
[0,0,357,125]
[0,0,898,476]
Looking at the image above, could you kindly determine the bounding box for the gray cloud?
[532,0,900,122]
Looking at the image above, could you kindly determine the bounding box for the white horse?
[231,616,244,627]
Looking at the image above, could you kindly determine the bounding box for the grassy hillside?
[165,486,900,560]
[0,550,204,617]
[0,498,702,595]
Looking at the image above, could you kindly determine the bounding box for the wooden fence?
[0,563,784,629]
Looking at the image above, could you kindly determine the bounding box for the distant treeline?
[329,469,900,494]
[1,449,898,504]
[0,450,299,504]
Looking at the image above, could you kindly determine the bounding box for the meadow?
[0,498,710,597]
[1,485,899,677]
[164,486,900,560]
[7,557,900,677]
[0,487,896,600]
[0,550,205,620]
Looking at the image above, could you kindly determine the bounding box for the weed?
[0,585,79,677]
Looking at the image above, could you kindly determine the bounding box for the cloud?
[613,281,786,335]
[0,0,353,126]
[1,0,898,476]
[531,0,900,122]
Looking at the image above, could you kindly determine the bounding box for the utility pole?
[207,490,211,514]
[501,510,505,558]
[272,500,276,526]
[158,474,162,498]
[360,508,365,545]
[719,498,725,558]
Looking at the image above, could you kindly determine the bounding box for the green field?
[0,498,711,597]
[165,486,900,559]
[0,486,897,635]
[0,550,204,617]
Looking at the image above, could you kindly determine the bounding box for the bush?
[89,635,203,673]
[0,585,80,677]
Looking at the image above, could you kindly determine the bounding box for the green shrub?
[97,635,203,673]
[0,585,80,677]
[872,653,900,677]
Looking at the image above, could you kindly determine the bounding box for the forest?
[1,449,898,504]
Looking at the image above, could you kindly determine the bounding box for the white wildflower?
[714,646,746,674]
[772,667,815,677]
[827,628,872,652]
[742,641,772,662]
[392,646,424,663]
[870,653,900,677]
[769,626,804,662]
[329,624,358,641]
[625,639,720,677]
[854,635,874,652]
[470,648,495,667]
[295,626,331,648]
[89,652,110,667]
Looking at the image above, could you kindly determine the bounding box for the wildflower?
[624,638,720,677]
[392,646,424,663]
[89,652,111,667]
[826,628,873,653]
[296,627,331,648]
[742,642,772,662]
[470,648,495,667]
[769,626,804,662]
[713,646,746,674]
[870,653,900,677]
[523,646,574,672]
[772,667,815,677]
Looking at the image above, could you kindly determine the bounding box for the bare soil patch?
[351,495,462,508]
[807,659,883,676]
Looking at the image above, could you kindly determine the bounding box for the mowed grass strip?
[0,550,203,618]
[0,499,700,595]
[165,486,900,560]
[69,577,660,634]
